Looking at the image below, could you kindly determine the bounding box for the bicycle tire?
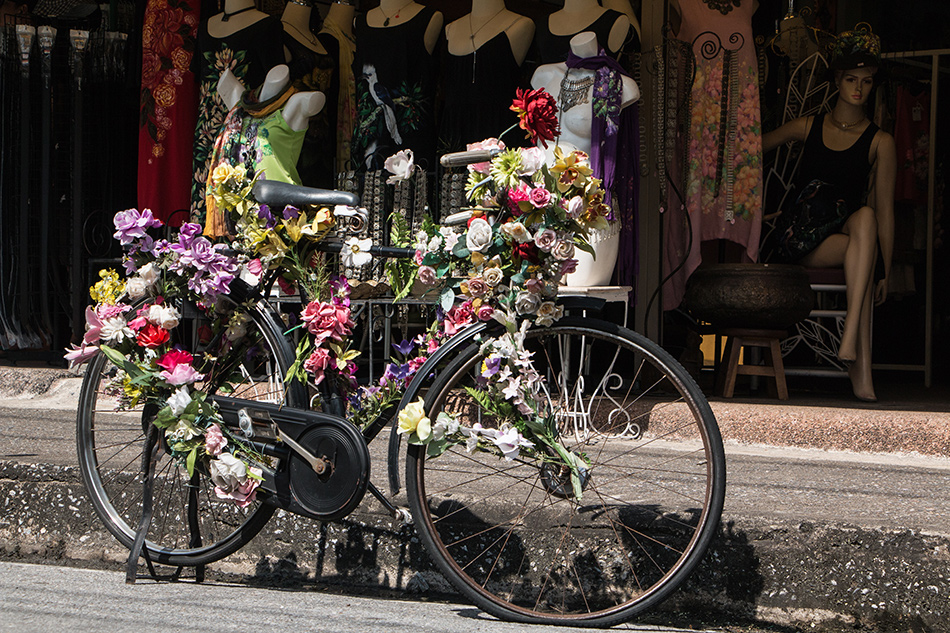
[76,296,304,567]
[406,317,725,627]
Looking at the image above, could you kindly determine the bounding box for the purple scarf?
[565,49,639,301]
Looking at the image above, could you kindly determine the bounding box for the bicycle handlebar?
[253,180,359,208]
[439,148,501,168]
[314,240,416,260]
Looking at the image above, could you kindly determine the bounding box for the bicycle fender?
[386,321,491,496]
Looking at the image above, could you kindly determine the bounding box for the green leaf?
[451,242,470,258]
[186,447,198,478]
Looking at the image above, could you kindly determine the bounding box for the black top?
[352,7,441,171]
[534,9,628,64]
[284,31,340,188]
[438,31,527,153]
[797,112,879,211]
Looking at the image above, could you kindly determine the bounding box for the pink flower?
[407,356,427,374]
[525,278,545,294]
[303,347,331,384]
[277,276,297,296]
[466,138,505,175]
[476,304,495,321]
[65,343,99,368]
[83,306,104,346]
[418,265,437,286]
[414,250,424,265]
[560,259,578,275]
[426,338,440,353]
[534,229,558,252]
[301,301,352,345]
[160,363,204,385]
[205,423,228,456]
[466,277,489,298]
[246,258,263,276]
[507,182,531,216]
[528,186,552,209]
[157,348,194,371]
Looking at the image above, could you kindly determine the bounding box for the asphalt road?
[0,561,722,633]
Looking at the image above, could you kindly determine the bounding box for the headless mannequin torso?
[207,0,269,39]
[320,1,354,40]
[367,0,443,54]
[218,64,325,132]
[547,0,631,56]
[445,0,534,66]
[281,0,328,55]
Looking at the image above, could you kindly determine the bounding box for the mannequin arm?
[871,132,896,302]
[217,68,245,110]
[283,91,326,131]
[762,116,810,154]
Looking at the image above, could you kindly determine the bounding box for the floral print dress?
[663,0,763,310]
[190,17,285,226]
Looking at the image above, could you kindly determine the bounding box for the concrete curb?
[1,460,945,632]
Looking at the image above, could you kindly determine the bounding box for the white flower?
[501,221,532,244]
[125,277,148,300]
[138,262,160,286]
[492,425,535,460]
[461,422,497,453]
[384,149,414,184]
[168,418,201,443]
[99,317,134,344]
[167,386,192,416]
[501,377,522,401]
[518,147,545,176]
[482,267,503,287]
[441,230,460,252]
[430,412,460,442]
[535,301,562,327]
[552,240,576,261]
[514,291,542,316]
[465,218,493,253]
[427,235,443,252]
[567,195,585,219]
[148,304,180,329]
[342,237,373,268]
[209,452,249,493]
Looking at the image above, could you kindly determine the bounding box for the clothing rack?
[879,47,949,388]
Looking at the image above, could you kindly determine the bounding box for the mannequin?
[320,0,357,172]
[218,65,325,132]
[762,30,895,402]
[352,0,444,169]
[600,0,641,42]
[440,0,535,152]
[366,0,443,55]
[535,0,631,63]
[281,0,328,55]
[445,0,534,64]
[207,0,269,39]
[532,33,639,286]
[191,0,284,224]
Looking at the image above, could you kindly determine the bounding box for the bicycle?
[74,150,725,628]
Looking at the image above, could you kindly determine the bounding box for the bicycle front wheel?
[76,296,303,567]
[406,318,725,627]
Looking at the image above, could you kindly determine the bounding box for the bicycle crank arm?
[275,427,330,475]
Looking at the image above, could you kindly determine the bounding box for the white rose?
[125,277,148,300]
[384,149,414,184]
[465,218,494,253]
[552,240,576,261]
[482,267,503,287]
[167,386,192,416]
[148,304,180,329]
[209,453,249,493]
[518,147,545,176]
[427,235,443,252]
[138,262,159,286]
[515,291,542,316]
[501,222,532,244]
[535,301,563,326]
[567,195,585,219]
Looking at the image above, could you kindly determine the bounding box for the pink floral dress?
[663,0,763,310]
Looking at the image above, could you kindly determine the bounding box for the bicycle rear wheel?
[406,318,725,626]
[76,296,303,567]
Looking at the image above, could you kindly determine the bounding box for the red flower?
[510,88,560,148]
[514,242,541,264]
[137,322,170,349]
[157,348,193,371]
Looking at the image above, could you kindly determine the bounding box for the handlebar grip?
[253,180,360,208]
[440,148,501,168]
[315,241,415,259]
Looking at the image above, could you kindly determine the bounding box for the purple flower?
[383,363,410,384]
[257,204,276,229]
[282,205,300,220]
[482,356,502,378]
[113,208,162,245]
[392,339,415,356]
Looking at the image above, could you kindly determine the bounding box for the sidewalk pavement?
[1,365,948,632]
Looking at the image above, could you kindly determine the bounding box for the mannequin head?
[834,66,877,107]
[829,25,882,108]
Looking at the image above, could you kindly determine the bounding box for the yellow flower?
[211,163,234,187]
[89,269,126,305]
[397,398,431,442]
[231,164,247,184]
[470,252,486,267]
[300,207,335,241]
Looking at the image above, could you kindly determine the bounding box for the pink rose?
[414,250,424,265]
[560,258,578,275]
[418,265,437,286]
[301,301,352,345]
[507,182,531,216]
[466,277,489,298]
[534,229,557,252]
[476,304,495,321]
[303,347,332,384]
[525,278,545,295]
[466,138,505,175]
[160,363,203,385]
[528,186,552,209]
[205,423,228,456]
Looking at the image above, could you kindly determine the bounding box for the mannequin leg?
[848,279,876,401]
[802,206,877,363]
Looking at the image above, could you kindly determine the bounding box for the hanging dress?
[190,16,285,225]
[438,29,526,153]
[662,0,763,310]
[534,9,631,64]
[351,7,440,171]
[284,31,339,189]
[137,0,200,226]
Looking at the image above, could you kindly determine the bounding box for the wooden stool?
[716,328,789,400]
